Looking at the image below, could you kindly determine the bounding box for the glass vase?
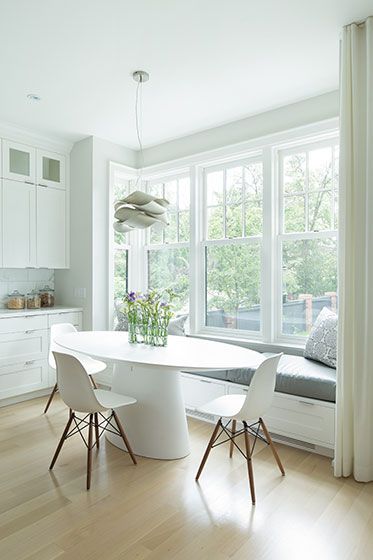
[150,316,169,347]
[128,318,138,343]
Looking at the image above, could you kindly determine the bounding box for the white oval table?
[55,331,263,460]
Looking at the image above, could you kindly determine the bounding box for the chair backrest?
[53,351,104,413]
[235,354,283,422]
[49,323,77,369]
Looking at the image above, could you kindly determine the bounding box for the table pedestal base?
[106,362,190,460]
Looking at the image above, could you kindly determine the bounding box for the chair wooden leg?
[90,375,98,389]
[112,410,137,465]
[49,412,75,469]
[260,418,285,476]
[87,414,93,490]
[243,422,256,505]
[195,418,222,481]
[44,383,58,414]
[229,419,237,458]
[94,412,100,449]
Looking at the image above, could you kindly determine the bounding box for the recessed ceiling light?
[27,93,41,102]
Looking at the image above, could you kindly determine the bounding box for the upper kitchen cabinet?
[2,140,36,184]
[2,179,36,268]
[37,150,65,189]
[36,186,67,268]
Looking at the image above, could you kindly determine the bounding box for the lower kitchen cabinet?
[0,360,49,400]
[0,308,82,403]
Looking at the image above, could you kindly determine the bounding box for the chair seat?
[93,389,136,410]
[198,394,246,418]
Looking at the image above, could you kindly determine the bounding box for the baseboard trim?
[0,387,52,408]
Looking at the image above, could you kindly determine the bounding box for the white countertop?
[0,306,83,318]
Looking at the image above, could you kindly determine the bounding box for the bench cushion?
[187,353,336,403]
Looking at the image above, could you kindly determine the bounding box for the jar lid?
[39,285,54,292]
[8,290,24,297]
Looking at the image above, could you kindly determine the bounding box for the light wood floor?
[0,396,372,560]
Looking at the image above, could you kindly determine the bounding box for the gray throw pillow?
[304,307,337,368]
[114,299,128,331]
[168,315,188,336]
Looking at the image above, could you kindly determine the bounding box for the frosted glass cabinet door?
[2,180,36,267]
[2,140,36,183]
[36,186,66,268]
[37,150,65,189]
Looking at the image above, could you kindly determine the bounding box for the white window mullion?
[189,164,202,334]
[261,146,274,343]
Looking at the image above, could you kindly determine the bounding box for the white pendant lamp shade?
[113,190,169,233]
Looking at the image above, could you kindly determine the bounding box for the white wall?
[55,136,136,330]
[55,137,93,328]
[141,91,339,166]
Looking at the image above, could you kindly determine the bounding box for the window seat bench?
[184,353,336,403]
[181,353,336,457]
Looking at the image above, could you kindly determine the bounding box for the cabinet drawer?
[48,312,82,329]
[181,374,226,410]
[265,393,335,447]
[0,359,49,399]
[228,383,334,448]
[0,330,48,365]
[0,314,47,334]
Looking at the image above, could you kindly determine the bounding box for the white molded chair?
[50,351,137,490]
[195,354,285,505]
[44,323,107,413]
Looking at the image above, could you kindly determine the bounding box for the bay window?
[109,123,339,347]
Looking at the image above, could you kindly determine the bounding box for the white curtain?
[334,16,373,482]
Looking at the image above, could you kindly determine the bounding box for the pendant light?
[113,70,169,233]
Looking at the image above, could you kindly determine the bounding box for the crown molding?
[0,120,75,154]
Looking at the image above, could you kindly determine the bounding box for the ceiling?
[0,1,372,149]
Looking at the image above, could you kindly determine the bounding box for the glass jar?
[26,290,41,309]
[7,290,25,310]
[39,285,55,308]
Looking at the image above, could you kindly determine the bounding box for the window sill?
[187,332,305,356]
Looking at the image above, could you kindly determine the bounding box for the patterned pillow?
[304,307,337,368]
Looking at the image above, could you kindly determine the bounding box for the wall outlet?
[73,287,86,299]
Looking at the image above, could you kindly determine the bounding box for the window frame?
[198,154,264,340]
[274,135,339,344]
[108,163,138,327]
[144,171,191,315]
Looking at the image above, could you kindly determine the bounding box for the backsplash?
[0,269,54,308]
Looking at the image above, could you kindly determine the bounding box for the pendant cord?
[135,79,144,187]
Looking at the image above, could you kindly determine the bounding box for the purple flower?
[127,291,136,302]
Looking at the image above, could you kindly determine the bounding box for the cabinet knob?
[38,183,48,188]
[24,180,34,185]
[25,360,35,366]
